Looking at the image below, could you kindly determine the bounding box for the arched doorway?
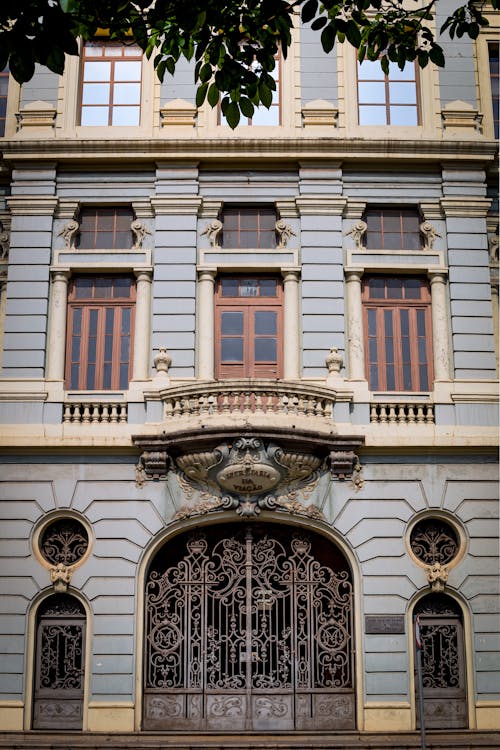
[143,523,355,731]
[32,594,86,729]
[414,593,468,729]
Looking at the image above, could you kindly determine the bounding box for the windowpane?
[255,338,277,361]
[83,62,111,82]
[222,207,277,249]
[255,311,277,335]
[112,107,140,126]
[359,106,387,125]
[115,61,142,81]
[358,82,385,103]
[388,62,415,80]
[358,59,419,126]
[240,279,259,297]
[80,107,109,126]
[389,83,417,104]
[78,207,133,249]
[221,338,244,362]
[390,106,418,126]
[358,60,385,80]
[221,312,243,334]
[251,104,280,126]
[221,278,239,297]
[365,207,421,250]
[259,279,277,297]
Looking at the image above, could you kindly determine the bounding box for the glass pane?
[114,61,142,81]
[105,308,114,336]
[221,278,239,297]
[106,45,124,57]
[89,309,99,337]
[113,83,141,105]
[255,338,277,361]
[120,364,129,389]
[121,307,131,333]
[369,364,379,390]
[387,278,403,298]
[400,308,409,336]
[403,363,412,390]
[95,231,112,247]
[121,335,130,361]
[83,61,111,82]
[95,278,112,298]
[369,337,378,360]
[367,231,382,249]
[221,311,243,334]
[81,107,109,126]
[103,363,112,389]
[386,365,395,390]
[82,83,110,105]
[71,334,81,361]
[86,363,96,389]
[359,106,387,125]
[259,209,277,230]
[389,82,417,105]
[368,278,385,299]
[365,212,382,231]
[384,232,403,249]
[388,62,415,80]
[111,106,140,126]
[258,229,276,248]
[418,337,427,361]
[222,229,238,247]
[419,365,428,390]
[404,278,421,299]
[97,209,115,230]
[221,338,244,362]
[251,105,280,126]
[124,45,142,57]
[239,230,257,248]
[255,311,277,335]
[114,277,132,298]
[358,60,385,80]
[358,82,385,103]
[259,279,277,297]
[72,308,82,335]
[70,364,80,389]
[240,279,259,297]
[74,278,93,299]
[417,309,427,336]
[367,308,377,336]
[384,310,394,339]
[88,334,97,362]
[382,213,401,231]
[390,106,418,126]
[239,210,256,229]
[404,232,421,250]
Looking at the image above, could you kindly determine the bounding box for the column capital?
[345,268,364,282]
[440,197,491,219]
[198,199,223,219]
[7,196,58,216]
[197,268,217,281]
[428,270,448,284]
[50,267,71,280]
[295,197,347,216]
[343,200,366,220]
[133,268,153,281]
[151,196,202,215]
[281,268,301,282]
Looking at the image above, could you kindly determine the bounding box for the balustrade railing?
[160,381,336,421]
[370,402,434,424]
[63,402,128,424]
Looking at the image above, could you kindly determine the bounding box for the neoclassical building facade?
[0,8,498,748]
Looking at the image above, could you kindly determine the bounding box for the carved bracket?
[50,563,72,592]
[140,450,170,479]
[329,450,358,480]
[426,562,449,592]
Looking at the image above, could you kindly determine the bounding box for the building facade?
[0,7,499,747]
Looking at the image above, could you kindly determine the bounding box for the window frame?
[65,274,136,391]
[364,207,422,251]
[78,40,143,127]
[362,275,433,392]
[356,58,421,127]
[215,274,283,379]
[77,206,134,250]
[221,205,277,249]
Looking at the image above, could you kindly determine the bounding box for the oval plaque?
[217,463,281,495]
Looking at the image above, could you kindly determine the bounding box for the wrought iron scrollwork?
[40,519,89,566]
[410,518,459,566]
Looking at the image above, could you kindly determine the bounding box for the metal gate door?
[144,524,355,730]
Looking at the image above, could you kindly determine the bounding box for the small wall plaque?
[365,615,405,635]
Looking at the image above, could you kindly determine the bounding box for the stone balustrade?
[370,402,434,424]
[63,402,128,424]
[160,381,336,421]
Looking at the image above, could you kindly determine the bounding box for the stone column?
[345,270,365,380]
[132,270,153,380]
[197,270,216,380]
[429,271,451,381]
[490,281,499,375]
[46,270,70,380]
[282,270,300,380]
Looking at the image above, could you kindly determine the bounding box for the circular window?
[39,518,89,567]
[409,517,460,567]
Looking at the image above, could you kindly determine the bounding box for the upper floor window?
[79,41,142,126]
[488,42,499,138]
[222,206,277,248]
[0,67,9,137]
[77,206,134,249]
[365,207,421,251]
[215,275,283,379]
[220,55,281,126]
[357,60,419,126]
[363,276,433,391]
[66,275,135,390]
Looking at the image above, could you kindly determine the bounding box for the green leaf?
[199,62,212,83]
[301,0,319,24]
[225,101,240,129]
[259,82,273,108]
[207,82,220,107]
[429,45,445,67]
[311,16,327,31]
[195,81,209,107]
[320,24,337,53]
[345,20,361,48]
[240,96,254,118]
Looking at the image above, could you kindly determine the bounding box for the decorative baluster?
[416,405,425,423]
[119,404,127,422]
[207,394,216,414]
[110,404,119,423]
[426,405,434,423]
[297,396,305,415]
[291,395,300,414]
[82,404,91,423]
[255,392,264,413]
[100,404,109,422]
[281,395,289,414]
[221,393,230,413]
[164,400,173,419]
[387,404,397,422]
[407,405,416,423]
[379,404,388,423]
[370,405,377,423]
[63,405,72,423]
[306,398,315,416]
[396,405,405,423]
[243,391,251,412]
[315,400,323,417]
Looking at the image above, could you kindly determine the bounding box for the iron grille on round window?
[39,519,89,567]
[410,518,459,566]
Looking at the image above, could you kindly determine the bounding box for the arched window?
[33,594,86,729]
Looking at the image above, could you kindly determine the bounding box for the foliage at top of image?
[0,0,497,128]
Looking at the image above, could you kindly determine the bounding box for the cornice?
[0,137,498,166]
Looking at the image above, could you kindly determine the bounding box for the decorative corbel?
[344,220,367,250]
[131,219,152,249]
[50,563,72,592]
[153,347,172,380]
[275,219,296,248]
[58,219,80,250]
[489,232,499,264]
[426,562,449,592]
[329,450,358,480]
[140,450,170,479]
[0,225,9,261]
[201,219,223,248]
[420,221,442,251]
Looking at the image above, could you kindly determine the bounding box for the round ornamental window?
[39,518,89,567]
[409,518,459,566]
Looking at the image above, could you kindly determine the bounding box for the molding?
[441,100,483,137]
[0,392,48,402]
[87,702,135,733]
[151,196,202,215]
[0,701,24,731]
[301,99,338,128]
[295,196,347,215]
[6,196,58,216]
[440,197,492,218]
[160,98,197,128]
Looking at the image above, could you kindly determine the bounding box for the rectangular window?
[66,275,135,390]
[80,41,142,126]
[365,207,421,251]
[215,275,283,378]
[0,67,9,137]
[363,276,433,391]
[222,206,277,248]
[489,42,499,139]
[357,60,419,126]
[220,54,281,126]
[77,206,134,249]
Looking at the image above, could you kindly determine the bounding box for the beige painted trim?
[87,702,135,732]
[4,73,21,138]
[134,511,365,731]
[475,701,500,730]
[407,589,477,731]
[0,701,24,731]
[363,701,412,731]
[24,589,93,731]
[474,13,500,140]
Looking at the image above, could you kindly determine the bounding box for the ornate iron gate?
[415,594,467,729]
[32,594,85,729]
[144,524,355,730]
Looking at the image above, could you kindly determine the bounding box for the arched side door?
[32,594,86,730]
[414,594,468,729]
[143,523,355,731]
